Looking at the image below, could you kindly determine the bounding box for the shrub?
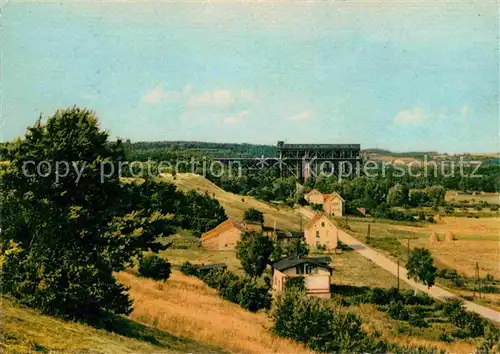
[285,276,305,291]
[442,298,486,338]
[408,314,429,328]
[238,280,271,312]
[179,261,199,276]
[387,301,409,321]
[192,268,270,313]
[138,254,171,281]
[311,203,324,212]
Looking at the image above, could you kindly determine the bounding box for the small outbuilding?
[272,256,333,298]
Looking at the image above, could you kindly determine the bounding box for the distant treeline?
[123,140,276,158]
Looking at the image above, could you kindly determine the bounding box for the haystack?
[445,231,455,241]
[434,214,442,221]
[429,231,439,243]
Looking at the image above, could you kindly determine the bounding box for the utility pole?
[367,223,371,244]
[407,238,410,260]
[475,262,481,299]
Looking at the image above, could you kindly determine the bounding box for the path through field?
[298,207,500,324]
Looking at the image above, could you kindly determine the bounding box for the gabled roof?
[201,219,244,240]
[304,212,336,230]
[273,256,333,272]
[324,192,345,202]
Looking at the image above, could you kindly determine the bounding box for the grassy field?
[1,295,225,354]
[159,173,303,231]
[346,216,499,278]
[445,191,500,205]
[345,216,500,311]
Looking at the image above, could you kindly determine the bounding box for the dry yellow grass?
[2,295,224,354]
[159,173,302,231]
[329,251,413,290]
[390,216,499,278]
[117,271,311,354]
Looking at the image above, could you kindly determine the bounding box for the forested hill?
[124,141,276,158]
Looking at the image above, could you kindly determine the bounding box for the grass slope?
[1,296,225,354]
[116,271,311,354]
[159,173,303,231]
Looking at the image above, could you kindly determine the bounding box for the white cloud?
[222,110,249,124]
[238,89,255,103]
[287,110,312,122]
[141,85,191,104]
[83,93,98,100]
[460,105,469,118]
[187,89,255,108]
[187,90,233,107]
[393,107,426,125]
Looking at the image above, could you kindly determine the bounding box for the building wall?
[201,228,242,250]
[305,190,324,205]
[272,269,286,293]
[272,269,331,298]
[323,197,343,217]
[304,216,338,250]
[304,275,331,298]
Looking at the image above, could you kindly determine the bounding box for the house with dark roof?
[272,256,333,298]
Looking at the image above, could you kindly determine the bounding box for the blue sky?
[1,1,498,153]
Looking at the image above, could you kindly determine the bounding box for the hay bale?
[434,214,442,221]
[429,231,439,243]
[445,231,455,241]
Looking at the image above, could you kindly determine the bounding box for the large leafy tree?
[236,231,274,278]
[1,107,173,321]
[243,208,264,225]
[406,248,437,288]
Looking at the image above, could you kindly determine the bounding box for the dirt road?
[298,207,500,324]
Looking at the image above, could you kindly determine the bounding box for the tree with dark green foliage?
[243,208,264,225]
[283,238,309,258]
[138,254,171,281]
[1,107,174,322]
[236,231,274,278]
[238,279,272,312]
[387,183,408,207]
[406,248,437,288]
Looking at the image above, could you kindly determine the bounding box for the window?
[316,231,320,246]
[321,222,325,227]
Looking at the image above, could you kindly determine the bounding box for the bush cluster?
[138,254,171,281]
[442,298,487,338]
[273,287,442,354]
[179,262,271,312]
[350,287,434,306]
